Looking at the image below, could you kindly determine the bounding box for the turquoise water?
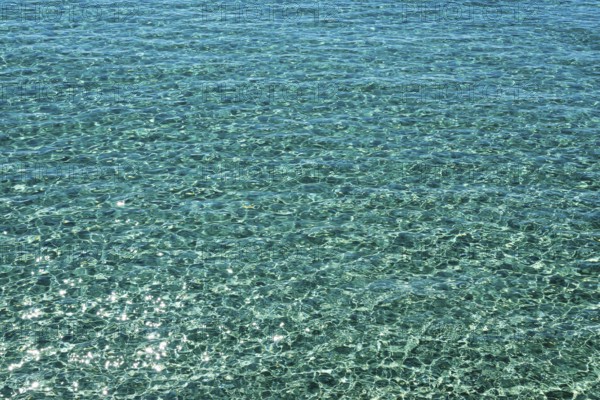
[1,1,599,398]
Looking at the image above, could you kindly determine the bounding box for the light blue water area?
[1,1,599,398]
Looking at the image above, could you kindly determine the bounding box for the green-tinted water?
[1,1,599,398]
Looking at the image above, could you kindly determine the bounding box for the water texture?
[1,0,599,398]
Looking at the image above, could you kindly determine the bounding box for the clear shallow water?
[1,1,599,398]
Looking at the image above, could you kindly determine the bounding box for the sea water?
[1,1,598,398]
